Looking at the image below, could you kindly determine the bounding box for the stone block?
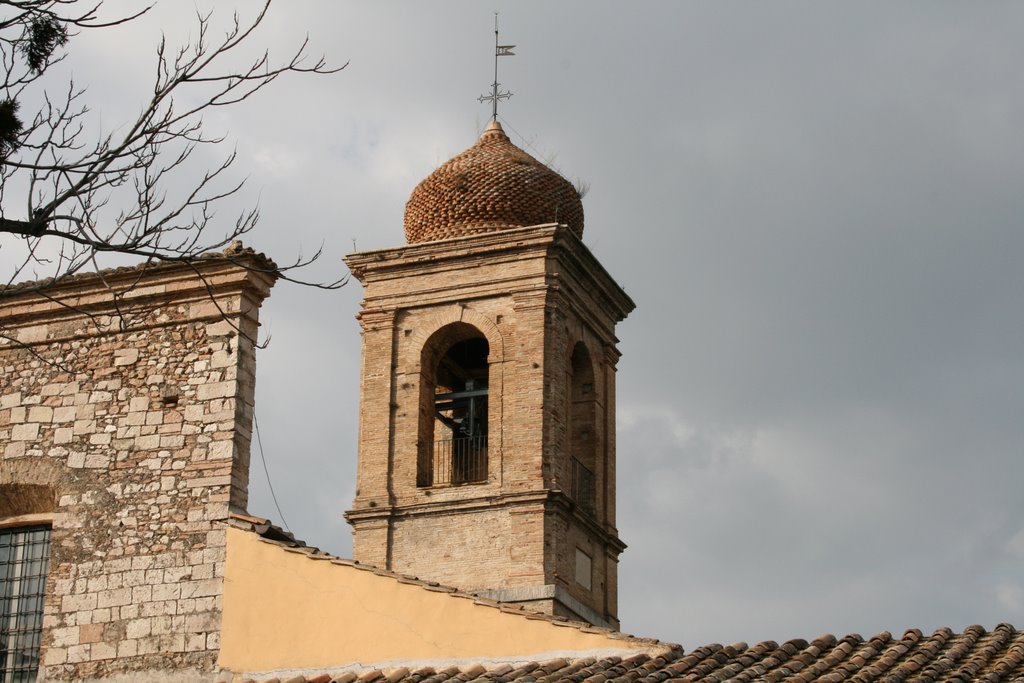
[50,626,79,648]
[44,647,68,666]
[84,454,110,469]
[205,320,235,337]
[61,593,97,613]
[113,348,140,366]
[11,422,39,440]
[78,623,103,644]
[152,584,181,602]
[191,563,214,580]
[90,640,117,661]
[160,434,184,449]
[53,406,76,422]
[88,432,111,445]
[207,440,234,460]
[125,619,151,639]
[131,585,153,604]
[136,636,160,656]
[117,640,138,659]
[180,579,221,599]
[185,475,232,489]
[28,405,53,422]
[185,633,207,652]
[73,419,96,435]
[66,644,90,664]
[196,381,235,401]
[4,441,26,458]
[96,588,132,609]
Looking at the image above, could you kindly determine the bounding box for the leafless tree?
[0,0,345,306]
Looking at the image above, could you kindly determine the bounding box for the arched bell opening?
[418,323,490,487]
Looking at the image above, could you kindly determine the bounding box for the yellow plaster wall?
[219,527,650,673]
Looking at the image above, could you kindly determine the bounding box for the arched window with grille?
[418,323,490,487]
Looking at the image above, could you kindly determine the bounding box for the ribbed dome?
[404,121,584,244]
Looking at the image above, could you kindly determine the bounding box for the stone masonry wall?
[0,258,273,682]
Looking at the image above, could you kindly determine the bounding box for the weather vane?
[478,14,515,121]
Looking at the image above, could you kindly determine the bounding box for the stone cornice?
[345,224,634,324]
[346,489,626,554]
[0,256,276,345]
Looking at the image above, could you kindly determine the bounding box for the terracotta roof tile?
[215,627,1009,683]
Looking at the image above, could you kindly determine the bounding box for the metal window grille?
[432,435,488,485]
[570,458,596,517]
[0,525,51,683]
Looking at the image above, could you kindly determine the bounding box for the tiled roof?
[403,121,584,244]
[237,624,1024,683]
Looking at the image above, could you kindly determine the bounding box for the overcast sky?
[6,1,1024,650]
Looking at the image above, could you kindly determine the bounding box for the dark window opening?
[425,335,489,486]
[1,525,51,683]
[569,343,597,516]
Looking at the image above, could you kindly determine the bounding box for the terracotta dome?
[404,121,584,244]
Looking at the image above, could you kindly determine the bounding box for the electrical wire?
[253,411,290,532]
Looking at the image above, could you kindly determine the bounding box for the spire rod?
[478,14,515,120]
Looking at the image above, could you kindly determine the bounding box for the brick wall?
[0,255,274,682]
[344,225,632,628]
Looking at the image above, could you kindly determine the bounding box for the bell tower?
[344,121,634,628]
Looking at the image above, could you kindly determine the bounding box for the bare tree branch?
[0,0,347,328]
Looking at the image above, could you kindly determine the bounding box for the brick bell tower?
[344,121,633,628]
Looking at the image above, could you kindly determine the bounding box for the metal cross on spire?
[478,14,515,120]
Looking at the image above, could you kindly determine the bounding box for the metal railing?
[432,435,488,485]
[570,458,596,516]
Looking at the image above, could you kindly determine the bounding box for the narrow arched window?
[418,324,489,486]
[569,342,597,516]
